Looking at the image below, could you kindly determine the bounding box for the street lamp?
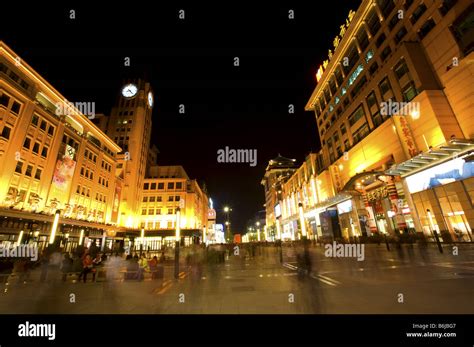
[427,209,443,253]
[49,210,60,245]
[224,206,232,242]
[79,229,84,246]
[256,221,261,241]
[174,207,181,279]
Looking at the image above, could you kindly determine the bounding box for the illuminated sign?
[406,157,474,194]
[274,204,281,218]
[208,208,216,220]
[337,200,352,214]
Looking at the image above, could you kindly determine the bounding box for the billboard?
[406,157,474,194]
[111,181,122,223]
[48,145,76,205]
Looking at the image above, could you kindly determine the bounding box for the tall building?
[0,41,209,252]
[299,0,474,242]
[263,0,474,243]
[260,155,297,235]
[100,80,154,228]
[137,165,208,249]
[0,41,121,250]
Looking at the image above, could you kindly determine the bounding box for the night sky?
[2,1,361,232]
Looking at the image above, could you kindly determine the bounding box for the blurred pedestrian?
[78,254,93,283]
[61,253,73,282]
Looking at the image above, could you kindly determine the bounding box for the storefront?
[404,156,474,242]
[386,138,474,242]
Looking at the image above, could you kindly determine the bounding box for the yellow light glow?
[49,211,60,244]
[79,229,84,245]
[411,110,420,120]
[338,164,344,171]
[175,209,181,241]
[17,230,24,245]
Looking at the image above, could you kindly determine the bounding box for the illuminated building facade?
[261,155,297,237]
[266,0,474,242]
[137,165,209,249]
[0,41,122,250]
[0,41,209,251]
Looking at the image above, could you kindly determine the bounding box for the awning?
[385,138,474,177]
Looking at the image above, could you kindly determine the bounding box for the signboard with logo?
[48,145,76,206]
[207,208,216,220]
[406,157,474,193]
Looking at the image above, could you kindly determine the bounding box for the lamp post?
[49,209,60,245]
[174,207,181,279]
[224,206,232,242]
[256,221,261,242]
[427,209,443,253]
[298,203,307,239]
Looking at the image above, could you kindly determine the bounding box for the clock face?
[122,84,138,98]
[148,92,153,107]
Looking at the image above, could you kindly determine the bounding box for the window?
[369,62,379,76]
[439,0,458,16]
[388,13,400,31]
[168,196,174,202]
[378,0,395,19]
[148,209,154,215]
[402,81,418,102]
[351,76,367,99]
[366,92,377,109]
[376,33,386,48]
[404,0,414,10]
[168,182,174,189]
[167,208,173,215]
[450,4,474,56]
[156,209,161,215]
[341,124,347,135]
[11,101,21,114]
[15,161,23,174]
[176,182,182,190]
[143,196,148,202]
[25,165,33,177]
[381,45,392,61]
[39,120,47,131]
[353,124,370,143]
[32,142,40,154]
[175,196,180,201]
[356,28,370,51]
[367,9,381,36]
[349,105,365,126]
[344,139,350,151]
[379,77,393,96]
[394,59,410,79]
[144,183,149,190]
[149,196,156,202]
[142,209,147,215]
[31,115,39,126]
[157,196,162,202]
[395,26,408,44]
[158,183,164,189]
[0,94,10,107]
[335,67,344,86]
[23,137,31,149]
[151,182,157,190]
[342,44,359,75]
[411,3,427,24]
[1,126,11,139]
[418,19,436,40]
[34,168,42,180]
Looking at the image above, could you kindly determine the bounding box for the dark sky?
[1,1,361,232]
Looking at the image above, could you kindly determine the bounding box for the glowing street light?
[174,207,181,279]
[49,210,60,245]
[79,229,84,246]
[17,230,24,246]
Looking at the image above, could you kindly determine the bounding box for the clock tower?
[105,79,154,228]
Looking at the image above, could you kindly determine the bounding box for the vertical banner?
[393,115,418,158]
[48,145,76,205]
[111,181,122,223]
